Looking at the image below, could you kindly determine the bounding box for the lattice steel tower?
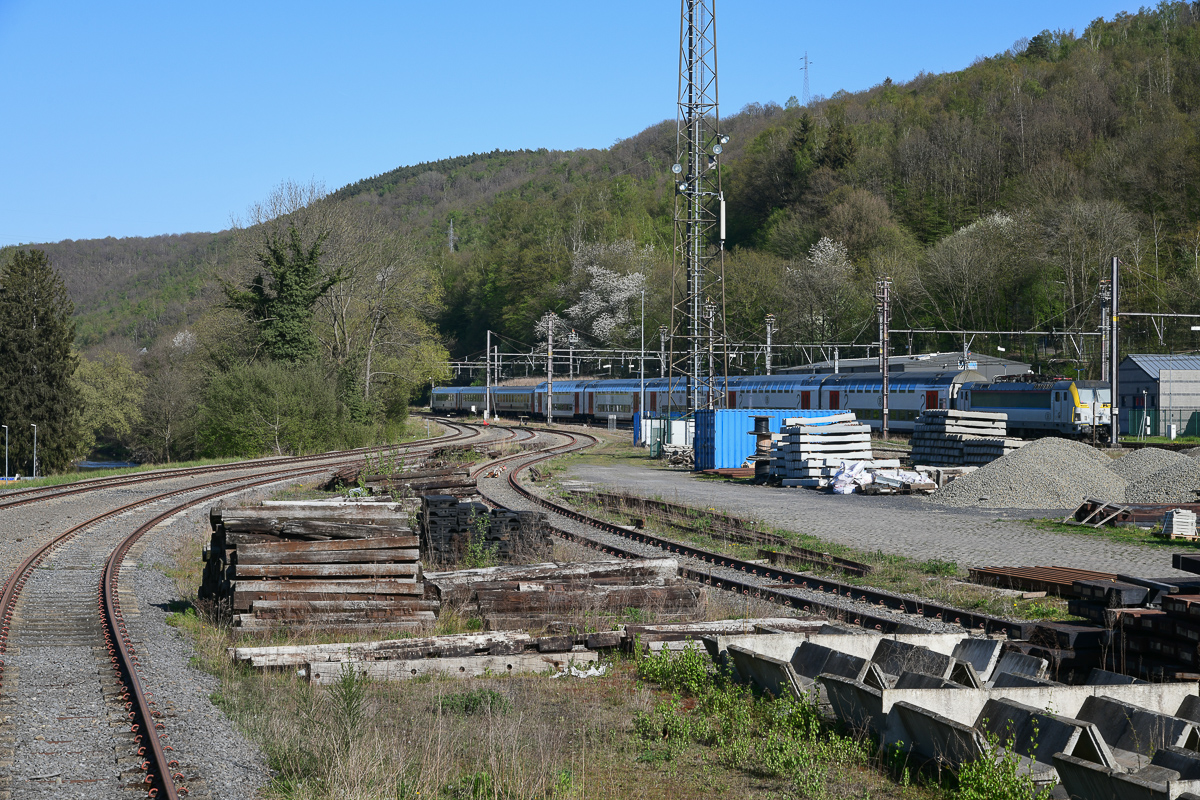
[668,0,728,414]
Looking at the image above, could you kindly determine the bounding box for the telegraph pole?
[485,329,492,419]
[1110,256,1119,447]
[668,0,727,417]
[876,277,892,439]
[640,289,646,426]
[765,314,775,376]
[547,317,555,427]
[1099,279,1112,382]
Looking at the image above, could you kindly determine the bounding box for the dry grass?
[164,489,925,799]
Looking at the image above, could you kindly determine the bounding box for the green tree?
[221,224,343,363]
[196,361,366,457]
[0,249,81,474]
[73,350,146,458]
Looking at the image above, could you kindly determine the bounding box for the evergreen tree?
[221,224,342,363]
[0,249,81,475]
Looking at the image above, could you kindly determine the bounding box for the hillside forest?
[4,4,1200,469]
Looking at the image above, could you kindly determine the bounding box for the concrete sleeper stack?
[910,409,1023,467]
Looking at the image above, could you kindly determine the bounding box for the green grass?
[1025,517,1200,549]
[1119,436,1200,445]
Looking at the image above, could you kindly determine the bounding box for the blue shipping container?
[693,409,846,471]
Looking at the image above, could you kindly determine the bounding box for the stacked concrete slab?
[768,412,877,488]
[910,409,1023,467]
[702,627,1200,795]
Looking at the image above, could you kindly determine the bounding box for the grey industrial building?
[782,352,1032,381]
[1117,354,1200,435]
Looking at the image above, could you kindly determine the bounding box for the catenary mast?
[667,0,728,417]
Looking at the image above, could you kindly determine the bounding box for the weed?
[438,688,512,716]
[327,663,369,752]
[919,558,958,577]
[953,730,1051,799]
[460,510,499,569]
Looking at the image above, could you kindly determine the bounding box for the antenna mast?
[801,51,813,105]
[668,0,727,416]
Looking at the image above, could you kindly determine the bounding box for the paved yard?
[563,463,1192,579]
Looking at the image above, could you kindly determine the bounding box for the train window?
[1054,392,1060,401]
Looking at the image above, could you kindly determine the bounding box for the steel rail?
[495,435,1027,638]
[0,423,481,510]
[98,466,341,798]
[0,422,497,798]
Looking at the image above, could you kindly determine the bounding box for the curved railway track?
[478,427,1028,638]
[0,422,505,799]
[0,421,486,512]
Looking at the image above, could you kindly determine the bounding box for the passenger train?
[432,370,1112,439]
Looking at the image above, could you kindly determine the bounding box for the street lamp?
[31,424,37,479]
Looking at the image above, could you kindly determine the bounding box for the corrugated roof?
[1126,354,1200,379]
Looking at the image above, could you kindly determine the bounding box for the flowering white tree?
[785,237,864,342]
[560,241,651,346]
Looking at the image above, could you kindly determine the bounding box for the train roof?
[821,369,985,387]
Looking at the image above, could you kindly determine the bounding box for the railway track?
[0,421,485,512]
[0,422,505,799]
[476,428,1030,638]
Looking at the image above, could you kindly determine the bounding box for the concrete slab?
[950,660,985,689]
[872,638,955,680]
[1052,752,1182,800]
[977,697,1117,770]
[1178,695,1200,725]
[819,673,884,735]
[891,700,985,766]
[1076,695,1200,759]
[990,672,1062,688]
[1086,668,1148,686]
[993,650,1049,680]
[1152,746,1200,781]
[791,641,869,683]
[894,672,962,690]
[952,637,1003,681]
[726,645,805,701]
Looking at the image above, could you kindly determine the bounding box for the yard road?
[563,463,1192,579]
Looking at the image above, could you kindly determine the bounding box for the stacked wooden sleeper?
[423,558,704,631]
[199,502,437,630]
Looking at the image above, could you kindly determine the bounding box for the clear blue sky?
[0,1,1136,247]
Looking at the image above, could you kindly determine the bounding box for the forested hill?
[12,3,1200,366]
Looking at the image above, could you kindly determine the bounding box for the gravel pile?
[929,438,1127,509]
[1125,458,1200,503]
[1183,446,1200,460]
[1108,447,1192,483]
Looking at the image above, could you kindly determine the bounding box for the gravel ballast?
[1126,458,1200,503]
[928,438,1128,509]
[1108,447,1193,483]
[929,442,1200,509]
